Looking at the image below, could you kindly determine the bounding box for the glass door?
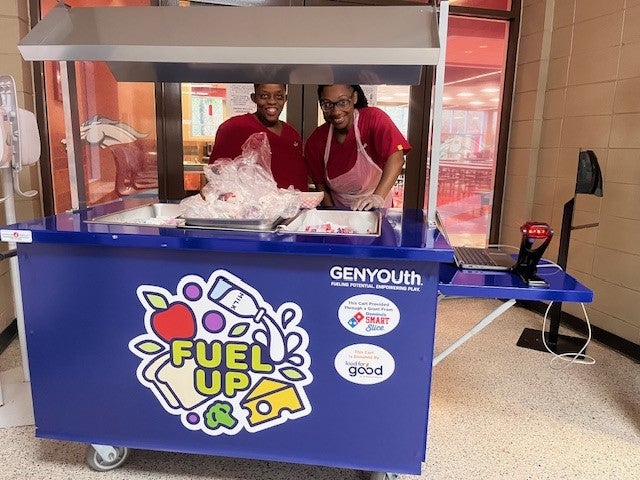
[428,15,510,247]
[36,0,158,214]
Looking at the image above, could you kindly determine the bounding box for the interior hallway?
[0,297,638,479]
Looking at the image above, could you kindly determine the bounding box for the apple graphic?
[150,302,196,342]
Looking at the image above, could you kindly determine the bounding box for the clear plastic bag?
[179,132,300,220]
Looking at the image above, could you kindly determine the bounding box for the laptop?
[436,211,516,271]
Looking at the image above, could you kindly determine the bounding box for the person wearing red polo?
[304,84,411,210]
[209,84,308,191]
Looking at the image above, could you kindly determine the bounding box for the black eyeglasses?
[319,98,353,112]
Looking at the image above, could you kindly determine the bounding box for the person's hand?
[352,194,385,211]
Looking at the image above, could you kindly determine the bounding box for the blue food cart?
[2,200,452,477]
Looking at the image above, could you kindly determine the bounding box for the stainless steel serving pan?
[85,203,284,231]
[277,210,381,237]
[182,216,284,231]
[85,203,184,227]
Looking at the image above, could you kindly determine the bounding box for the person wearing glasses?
[208,83,308,191]
[304,84,411,210]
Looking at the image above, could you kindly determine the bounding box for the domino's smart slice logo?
[347,311,365,328]
[338,294,400,336]
[129,270,312,435]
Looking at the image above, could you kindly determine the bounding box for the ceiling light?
[469,101,484,106]
[456,92,474,97]
[481,87,500,93]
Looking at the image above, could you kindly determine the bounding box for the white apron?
[323,109,392,209]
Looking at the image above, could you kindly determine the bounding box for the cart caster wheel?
[370,472,398,480]
[86,445,130,471]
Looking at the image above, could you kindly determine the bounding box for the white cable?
[487,243,519,252]
[534,261,564,276]
[540,301,595,369]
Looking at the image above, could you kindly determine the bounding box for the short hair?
[317,84,369,108]
[254,83,287,91]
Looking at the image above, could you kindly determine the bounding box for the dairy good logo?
[338,294,400,336]
[334,344,395,385]
[129,270,312,435]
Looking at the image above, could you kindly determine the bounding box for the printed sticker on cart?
[129,270,313,436]
[334,344,395,385]
[329,265,423,292]
[338,294,399,336]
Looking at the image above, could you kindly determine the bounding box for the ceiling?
[378,13,508,111]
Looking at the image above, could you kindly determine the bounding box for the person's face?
[319,85,356,132]
[251,84,287,127]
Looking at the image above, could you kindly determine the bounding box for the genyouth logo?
[329,266,423,292]
[330,266,422,285]
[129,270,312,435]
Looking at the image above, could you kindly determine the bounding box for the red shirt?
[209,113,308,191]
[304,107,411,185]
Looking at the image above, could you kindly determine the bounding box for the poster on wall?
[227,84,256,117]
[191,97,223,138]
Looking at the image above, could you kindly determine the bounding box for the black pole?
[546,198,574,350]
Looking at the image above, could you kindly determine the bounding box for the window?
[40,0,157,213]
[427,16,509,246]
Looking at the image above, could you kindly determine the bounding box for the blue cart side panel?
[19,243,439,474]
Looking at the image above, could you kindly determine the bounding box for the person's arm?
[352,150,404,211]
[353,108,410,210]
[316,182,334,207]
[373,149,405,199]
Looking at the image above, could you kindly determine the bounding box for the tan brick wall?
[505,0,640,345]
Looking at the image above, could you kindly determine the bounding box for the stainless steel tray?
[85,203,184,227]
[182,216,284,231]
[277,209,381,236]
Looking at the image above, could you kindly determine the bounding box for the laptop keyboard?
[454,246,497,266]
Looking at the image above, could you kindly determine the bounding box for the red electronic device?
[513,221,554,287]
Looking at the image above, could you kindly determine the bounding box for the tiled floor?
[0,298,638,479]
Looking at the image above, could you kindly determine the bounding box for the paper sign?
[0,229,32,243]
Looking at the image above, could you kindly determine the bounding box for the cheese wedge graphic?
[241,378,303,426]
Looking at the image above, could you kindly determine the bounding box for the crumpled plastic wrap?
[179,132,300,220]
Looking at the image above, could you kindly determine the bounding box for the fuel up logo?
[129,270,312,435]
